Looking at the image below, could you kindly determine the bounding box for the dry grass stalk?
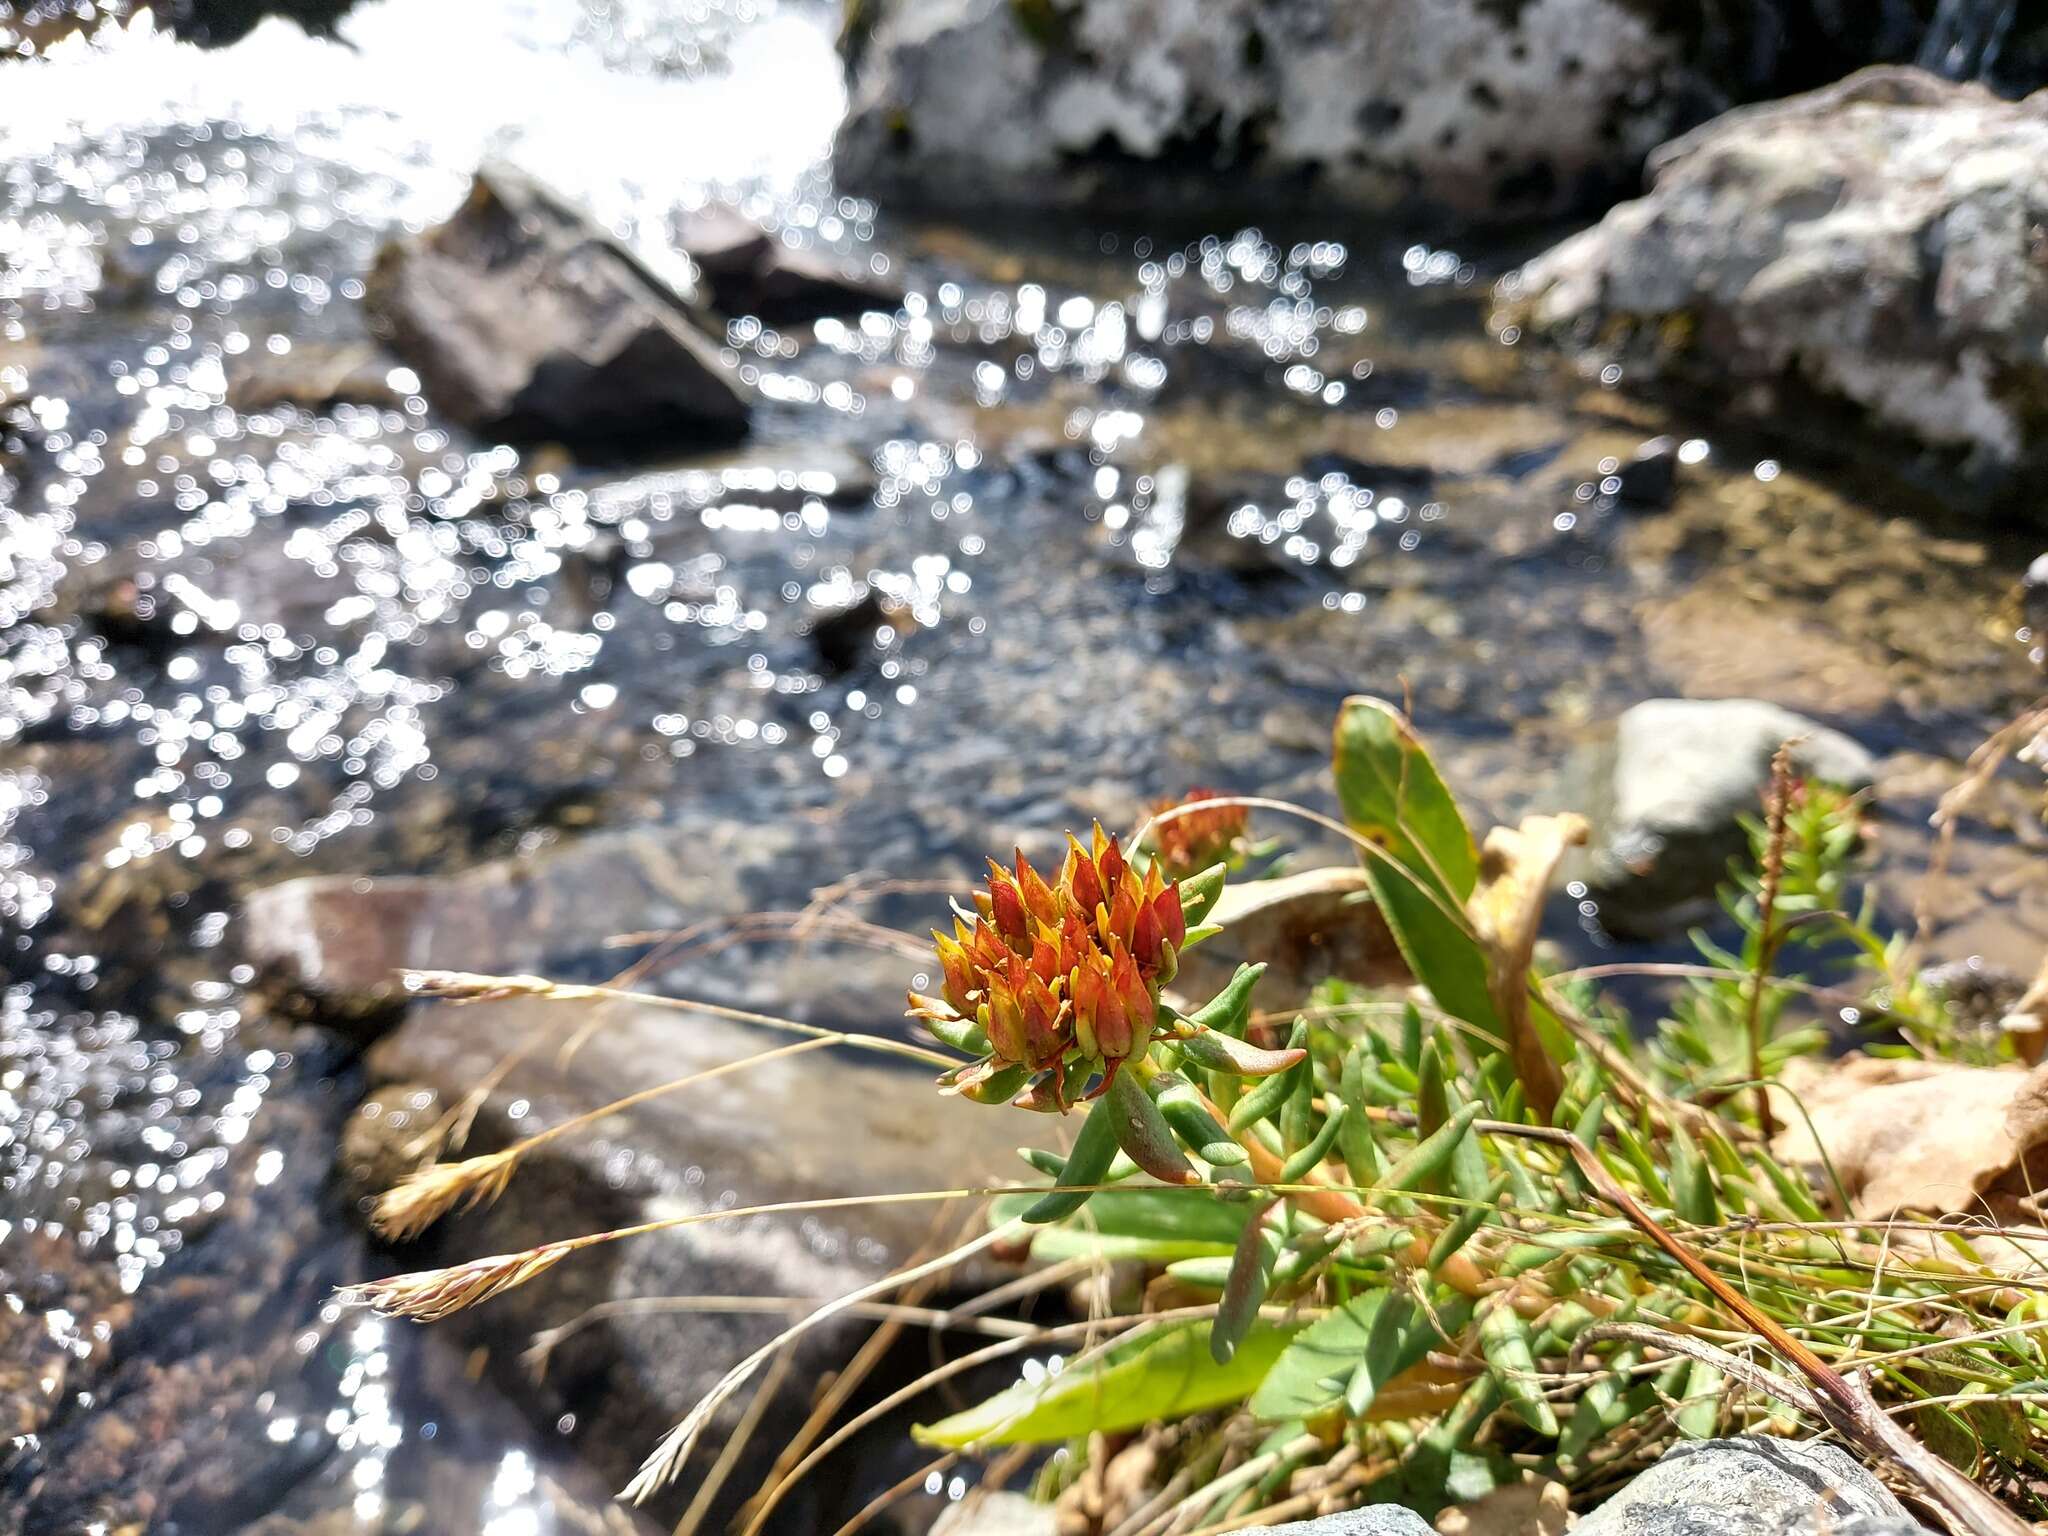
[402,967,956,1066]
[341,1241,574,1322]
[623,1221,1020,1503]
[736,1209,984,1535]
[350,1187,1007,1329]
[675,1347,797,1536]
[830,1451,958,1536]
[1913,697,2048,964]
[369,996,970,1243]
[369,1033,866,1242]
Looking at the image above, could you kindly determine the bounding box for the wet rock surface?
[680,209,902,324]
[367,164,750,452]
[1571,698,1877,936]
[362,985,1048,1532]
[1514,68,2048,495]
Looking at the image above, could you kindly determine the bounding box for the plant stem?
[1746,745,1796,1141]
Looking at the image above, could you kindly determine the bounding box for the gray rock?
[679,209,900,324]
[1513,68,2048,486]
[1574,1437,1934,1536]
[930,1491,1059,1536]
[834,0,1937,225]
[1231,1506,1434,1536]
[366,164,749,452]
[253,818,1055,1529]
[1615,436,1681,508]
[1573,698,1876,935]
[362,987,1046,1533]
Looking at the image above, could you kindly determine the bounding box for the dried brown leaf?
[1770,1052,2048,1222]
[1468,813,1587,1120]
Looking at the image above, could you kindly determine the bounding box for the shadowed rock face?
[1512,68,2048,498]
[366,166,750,455]
[830,0,1961,226]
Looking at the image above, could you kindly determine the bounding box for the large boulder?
[1511,69,2048,489]
[833,0,1939,225]
[1570,698,1876,936]
[366,165,750,453]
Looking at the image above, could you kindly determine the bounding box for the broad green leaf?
[913,1319,1300,1448]
[1332,697,1480,901]
[990,1186,1249,1263]
[1249,1288,1471,1421]
[1333,697,1505,1047]
[1361,864,1502,1041]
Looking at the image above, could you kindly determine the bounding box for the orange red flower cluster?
[911,823,1186,1104]
[1148,789,1249,880]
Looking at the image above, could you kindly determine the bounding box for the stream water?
[3,2,2046,1533]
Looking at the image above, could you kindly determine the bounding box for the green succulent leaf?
[913,1318,1300,1448]
[990,1186,1250,1263]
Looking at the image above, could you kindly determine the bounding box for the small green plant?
[897,701,2046,1536]
[341,697,2048,1536]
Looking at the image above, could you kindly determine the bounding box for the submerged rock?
[224,341,409,414]
[1513,69,2048,491]
[678,209,900,323]
[834,0,1934,225]
[1571,698,1877,936]
[1614,436,1681,508]
[1573,1436,1933,1536]
[366,165,749,453]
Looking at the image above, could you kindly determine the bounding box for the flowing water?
[2,2,2046,1532]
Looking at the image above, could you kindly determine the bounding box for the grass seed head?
[341,1241,573,1322]
[370,1149,519,1241]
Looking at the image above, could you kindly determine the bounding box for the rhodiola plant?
[342,696,2048,1536]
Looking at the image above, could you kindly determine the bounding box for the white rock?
[1514,68,2048,480]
